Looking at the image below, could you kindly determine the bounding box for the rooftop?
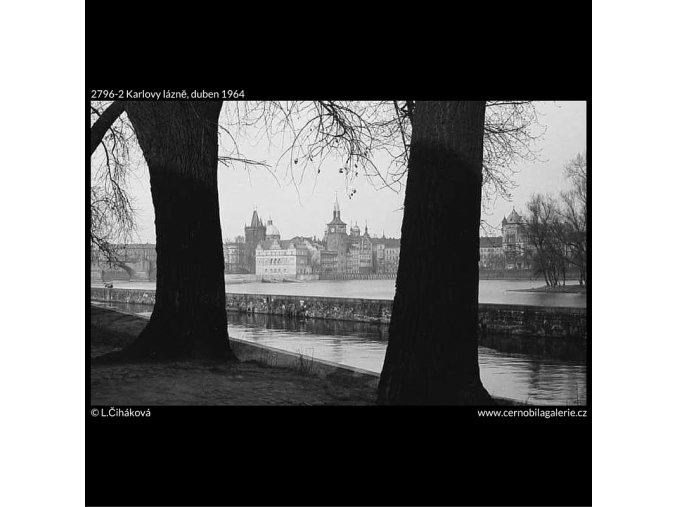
[257,238,307,251]
[503,207,523,225]
[372,237,401,248]
[248,209,264,228]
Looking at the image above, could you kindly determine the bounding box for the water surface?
[92,278,587,307]
[92,301,587,405]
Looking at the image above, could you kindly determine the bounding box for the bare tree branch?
[90,101,126,155]
[90,100,139,263]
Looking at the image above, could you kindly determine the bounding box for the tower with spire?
[244,208,267,273]
[325,193,348,272]
[350,221,361,237]
[332,192,342,222]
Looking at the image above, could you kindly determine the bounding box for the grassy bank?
[90,306,376,405]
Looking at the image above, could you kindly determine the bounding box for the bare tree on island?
[561,152,587,285]
[524,194,569,286]
[91,101,236,361]
[523,152,587,287]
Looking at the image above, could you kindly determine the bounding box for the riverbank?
[90,306,377,405]
[91,287,587,340]
[509,285,587,294]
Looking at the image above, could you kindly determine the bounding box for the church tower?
[244,208,266,273]
[326,194,347,272]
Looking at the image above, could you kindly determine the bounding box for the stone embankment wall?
[477,304,586,340]
[90,287,586,340]
[226,293,393,324]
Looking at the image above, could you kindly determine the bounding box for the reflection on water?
[478,347,586,405]
[480,332,586,362]
[91,278,587,308]
[230,311,390,342]
[92,301,587,405]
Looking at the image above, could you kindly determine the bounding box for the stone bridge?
[91,258,155,282]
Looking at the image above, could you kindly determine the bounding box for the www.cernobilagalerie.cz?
[478,408,588,418]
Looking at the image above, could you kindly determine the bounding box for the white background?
[2,1,677,505]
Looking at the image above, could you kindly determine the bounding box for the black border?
[86,7,592,506]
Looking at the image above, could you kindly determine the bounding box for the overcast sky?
[118,101,586,243]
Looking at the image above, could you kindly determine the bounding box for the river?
[92,301,587,405]
[91,278,587,307]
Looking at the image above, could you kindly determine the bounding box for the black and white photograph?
[88,100,588,407]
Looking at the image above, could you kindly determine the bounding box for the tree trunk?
[111,101,235,361]
[378,101,492,405]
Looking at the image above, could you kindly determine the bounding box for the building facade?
[253,222,324,279]
[383,241,400,274]
[320,249,338,273]
[345,222,373,273]
[319,197,399,275]
[371,235,400,274]
[501,208,530,269]
[479,236,504,269]
[479,208,533,270]
[223,237,247,274]
[255,238,311,278]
